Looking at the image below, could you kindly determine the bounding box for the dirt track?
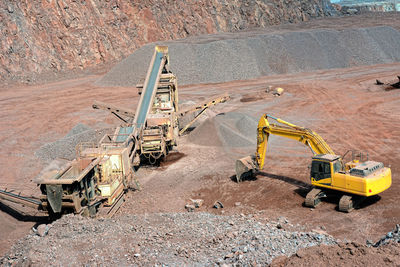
[1,61,399,256]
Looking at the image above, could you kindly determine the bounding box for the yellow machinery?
[236,114,392,212]
[35,144,132,217]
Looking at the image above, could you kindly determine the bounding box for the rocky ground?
[272,224,400,266]
[1,213,336,266]
[271,241,400,266]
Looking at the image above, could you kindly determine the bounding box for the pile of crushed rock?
[188,112,258,148]
[34,124,109,163]
[1,213,336,266]
[99,26,400,87]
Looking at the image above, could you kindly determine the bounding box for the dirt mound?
[0,213,336,266]
[99,26,400,86]
[271,242,400,267]
[187,112,258,147]
[371,224,400,247]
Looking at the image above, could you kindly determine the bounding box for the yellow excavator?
[235,114,392,212]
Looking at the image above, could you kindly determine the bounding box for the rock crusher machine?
[0,46,229,217]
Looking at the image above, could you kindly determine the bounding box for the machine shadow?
[350,195,381,210]
[230,171,311,198]
[230,172,383,210]
[257,171,311,198]
[0,201,50,223]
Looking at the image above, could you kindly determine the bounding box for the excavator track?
[338,195,366,213]
[304,188,325,208]
[338,195,353,212]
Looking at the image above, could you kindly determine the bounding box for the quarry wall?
[0,0,335,83]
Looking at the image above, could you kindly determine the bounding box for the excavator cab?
[310,160,331,181]
[310,154,343,184]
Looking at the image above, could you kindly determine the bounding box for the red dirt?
[0,64,399,259]
[159,152,186,168]
[270,242,400,267]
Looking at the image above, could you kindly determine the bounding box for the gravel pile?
[35,124,99,163]
[98,26,400,87]
[1,213,336,266]
[188,112,258,147]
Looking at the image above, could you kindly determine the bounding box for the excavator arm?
[236,114,335,182]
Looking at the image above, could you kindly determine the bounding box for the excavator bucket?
[235,155,258,182]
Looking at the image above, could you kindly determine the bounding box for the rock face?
[0,0,335,83]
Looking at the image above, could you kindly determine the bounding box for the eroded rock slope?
[0,0,334,83]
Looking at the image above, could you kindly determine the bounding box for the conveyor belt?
[134,50,165,126]
[116,126,134,142]
[116,47,167,142]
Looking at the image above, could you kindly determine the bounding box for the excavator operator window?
[311,161,331,181]
[333,160,343,173]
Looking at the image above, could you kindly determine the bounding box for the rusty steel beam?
[177,92,230,118]
[93,100,135,118]
[178,93,230,135]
